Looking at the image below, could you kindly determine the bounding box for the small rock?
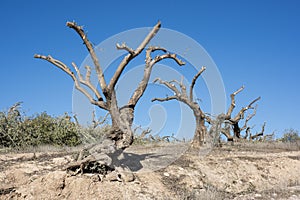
[105,171,120,182]
[255,193,262,198]
[53,157,69,165]
[178,167,184,171]
[163,172,170,177]
[119,171,135,182]
[272,193,277,197]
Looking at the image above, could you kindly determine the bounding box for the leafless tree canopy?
[218,86,261,141]
[34,21,185,150]
[152,66,207,147]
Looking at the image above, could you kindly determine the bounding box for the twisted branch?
[241,105,257,131]
[34,54,107,110]
[108,21,162,91]
[250,122,266,140]
[66,21,107,94]
[71,63,102,101]
[231,96,261,123]
[128,46,185,106]
[190,66,206,102]
[226,86,245,118]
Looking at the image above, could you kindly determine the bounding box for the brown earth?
[0,142,299,200]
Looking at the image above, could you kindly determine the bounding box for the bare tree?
[34,21,184,151]
[221,86,261,141]
[249,122,266,140]
[152,66,207,147]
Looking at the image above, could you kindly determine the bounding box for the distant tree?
[217,86,261,142]
[152,67,207,147]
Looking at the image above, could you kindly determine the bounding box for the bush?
[0,103,82,148]
[280,128,300,143]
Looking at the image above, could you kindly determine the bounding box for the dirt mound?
[0,143,299,199]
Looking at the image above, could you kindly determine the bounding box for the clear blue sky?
[0,0,299,138]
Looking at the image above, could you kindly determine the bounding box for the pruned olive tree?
[218,86,261,141]
[152,66,207,147]
[35,21,184,150]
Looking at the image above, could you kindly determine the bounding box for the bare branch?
[71,63,103,101]
[190,66,206,102]
[140,128,152,138]
[92,111,109,128]
[34,54,107,110]
[250,122,266,140]
[168,78,187,96]
[226,86,245,118]
[150,53,185,66]
[233,85,245,95]
[34,54,74,77]
[66,21,107,94]
[179,76,187,97]
[231,96,261,123]
[128,51,185,107]
[246,96,261,109]
[151,96,178,102]
[241,105,257,131]
[108,21,162,91]
[152,78,181,96]
[116,43,134,54]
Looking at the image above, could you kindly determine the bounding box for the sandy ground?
[0,142,299,200]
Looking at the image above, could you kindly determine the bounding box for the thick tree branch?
[150,53,185,67]
[108,21,162,91]
[230,96,261,123]
[128,48,185,107]
[66,22,107,94]
[221,126,234,141]
[151,96,178,102]
[226,86,244,118]
[34,54,107,110]
[190,66,206,102]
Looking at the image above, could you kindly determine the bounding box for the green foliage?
[0,103,82,148]
[280,128,300,143]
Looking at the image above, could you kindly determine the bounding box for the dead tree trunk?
[152,67,207,147]
[34,21,184,150]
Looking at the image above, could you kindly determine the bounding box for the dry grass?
[235,140,300,152]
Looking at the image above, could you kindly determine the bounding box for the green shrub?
[0,103,82,148]
[280,128,300,143]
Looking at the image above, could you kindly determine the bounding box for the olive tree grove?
[153,70,263,146]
